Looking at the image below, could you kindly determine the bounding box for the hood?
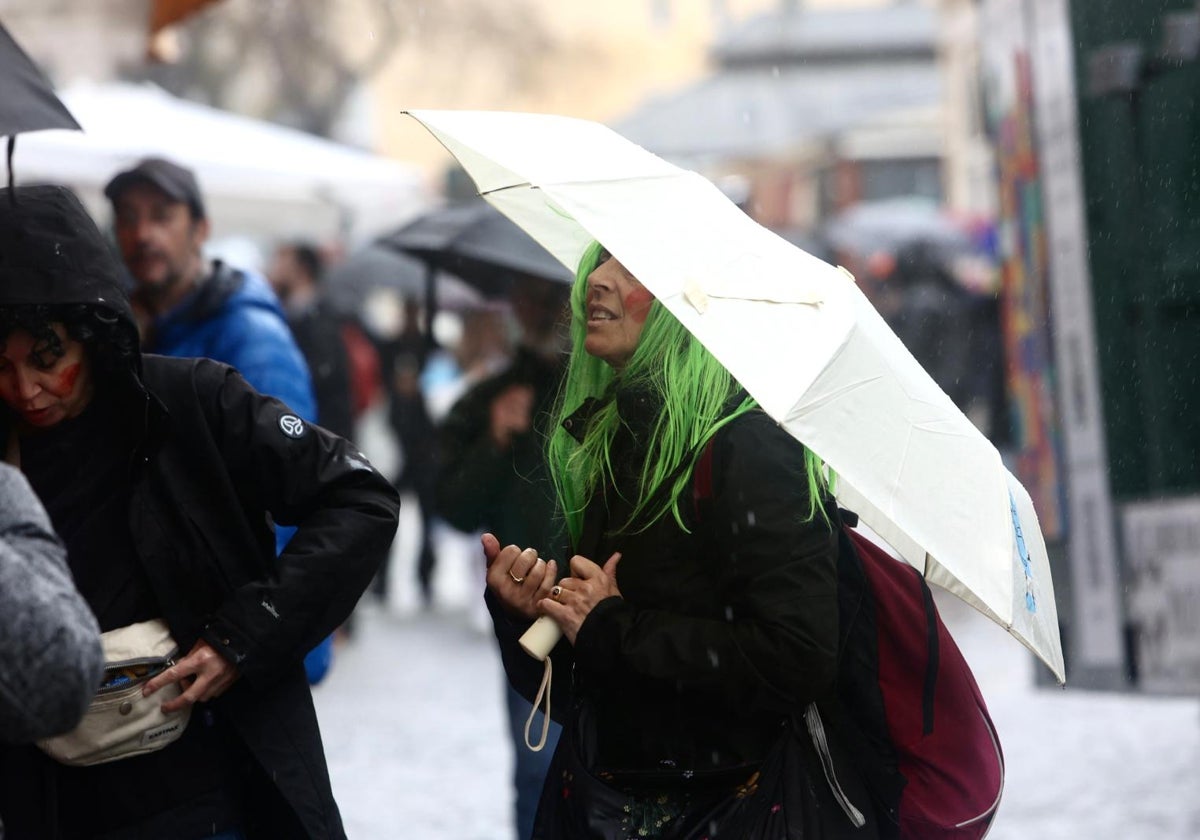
[0,184,139,348]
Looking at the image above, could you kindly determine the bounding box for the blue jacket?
[148,261,316,424]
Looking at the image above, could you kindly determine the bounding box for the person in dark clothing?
[0,185,399,840]
[887,240,973,411]
[436,275,570,839]
[378,297,439,605]
[105,157,340,686]
[267,241,356,442]
[484,244,880,839]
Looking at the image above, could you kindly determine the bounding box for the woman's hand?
[539,552,622,645]
[483,532,557,621]
[142,639,239,714]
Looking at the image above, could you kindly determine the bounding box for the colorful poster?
[980,0,1126,671]
[979,1,1065,539]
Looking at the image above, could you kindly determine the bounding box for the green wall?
[1071,0,1200,497]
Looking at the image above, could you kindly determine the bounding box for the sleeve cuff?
[202,618,253,673]
[573,596,629,674]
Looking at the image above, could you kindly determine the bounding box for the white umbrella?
[14,81,427,242]
[404,109,1065,684]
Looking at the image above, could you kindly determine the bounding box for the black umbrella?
[324,244,485,316]
[377,199,572,297]
[1,22,81,186]
[823,197,972,258]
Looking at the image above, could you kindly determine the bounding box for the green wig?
[546,241,831,545]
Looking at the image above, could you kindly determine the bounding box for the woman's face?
[0,325,94,429]
[583,253,654,369]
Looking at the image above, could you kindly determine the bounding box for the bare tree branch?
[125,0,558,139]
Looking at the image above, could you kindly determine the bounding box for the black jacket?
[128,354,397,837]
[0,185,400,839]
[0,358,399,840]
[489,390,879,837]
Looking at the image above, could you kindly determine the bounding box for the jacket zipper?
[804,703,867,828]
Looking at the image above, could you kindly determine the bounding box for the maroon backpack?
[693,441,1005,839]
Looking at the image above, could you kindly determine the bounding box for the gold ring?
[551,585,563,599]
[509,571,525,584]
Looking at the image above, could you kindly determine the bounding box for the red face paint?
[624,286,654,325]
[51,362,82,397]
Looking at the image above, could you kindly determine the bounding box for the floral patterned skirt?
[535,735,773,840]
[531,710,877,840]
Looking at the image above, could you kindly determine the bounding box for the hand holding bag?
[38,618,192,767]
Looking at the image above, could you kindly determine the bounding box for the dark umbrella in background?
[380,199,572,291]
[822,196,974,259]
[377,198,572,345]
[0,22,81,186]
[324,243,485,319]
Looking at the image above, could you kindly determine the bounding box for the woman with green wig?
[483,244,880,839]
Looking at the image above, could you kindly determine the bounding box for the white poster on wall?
[1122,497,1200,694]
[1027,0,1126,672]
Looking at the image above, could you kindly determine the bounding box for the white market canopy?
[12,80,428,243]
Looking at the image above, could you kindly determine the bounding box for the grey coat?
[0,463,103,744]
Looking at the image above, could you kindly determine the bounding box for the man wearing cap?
[106,158,337,683]
[105,157,316,424]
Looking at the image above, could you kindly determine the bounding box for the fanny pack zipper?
[96,648,179,695]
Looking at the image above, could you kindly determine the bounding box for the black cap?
[103,156,206,219]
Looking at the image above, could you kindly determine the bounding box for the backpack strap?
[845,526,942,737]
[920,575,940,735]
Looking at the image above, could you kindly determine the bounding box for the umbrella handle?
[518,614,562,661]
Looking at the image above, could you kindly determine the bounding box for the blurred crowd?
[832,230,1010,449]
[231,171,1014,840]
[0,143,1010,840]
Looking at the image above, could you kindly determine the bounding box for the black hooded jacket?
[0,185,400,838]
[487,388,881,838]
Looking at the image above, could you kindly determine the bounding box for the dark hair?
[0,304,138,382]
[287,242,324,283]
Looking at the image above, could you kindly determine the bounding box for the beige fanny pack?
[38,618,192,767]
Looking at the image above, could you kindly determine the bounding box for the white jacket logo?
[279,415,305,438]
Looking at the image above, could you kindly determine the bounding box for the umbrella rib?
[479,183,533,196]
[479,171,692,197]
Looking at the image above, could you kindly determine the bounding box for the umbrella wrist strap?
[524,657,553,752]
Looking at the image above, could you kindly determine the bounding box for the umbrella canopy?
[823,197,973,258]
[379,199,572,297]
[12,81,425,242]
[324,244,485,315]
[0,23,80,139]
[404,108,1065,684]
